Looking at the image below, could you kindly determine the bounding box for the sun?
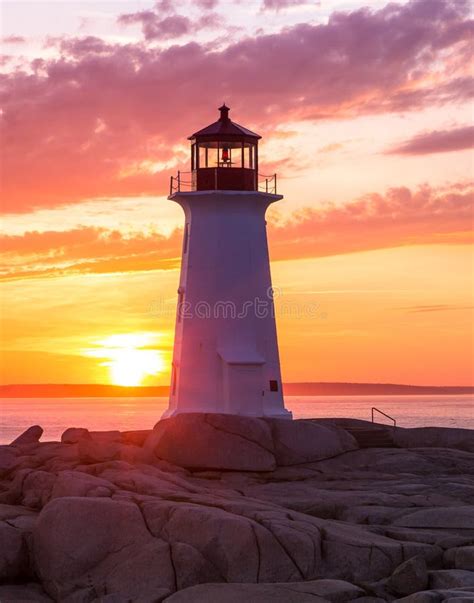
[108,347,164,387]
[84,333,166,386]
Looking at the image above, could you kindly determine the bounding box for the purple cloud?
[119,12,192,41]
[2,35,26,44]
[262,0,314,10]
[387,125,474,155]
[2,0,473,212]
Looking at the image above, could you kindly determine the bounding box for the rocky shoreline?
[0,414,473,602]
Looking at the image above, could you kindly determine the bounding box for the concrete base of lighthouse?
[163,190,292,420]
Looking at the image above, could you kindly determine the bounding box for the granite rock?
[266,419,358,465]
[428,569,474,589]
[0,583,53,601]
[163,579,365,602]
[0,418,470,601]
[0,447,18,477]
[33,496,176,601]
[387,555,428,595]
[144,413,276,471]
[11,425,43,446]
[394,507,474,530]
[61,428,91,444]
[0,521,27,580]
[444,546,474,571]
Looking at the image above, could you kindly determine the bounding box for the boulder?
[394,507,474,529]
[141,499,308,583]
[89,430,122,442]
[50,470,115,499]
[393,426,474,452]
[121,429,152,446]
[436,536,474,550]
[163,579,365,602]
[33,496,175,601]
[339,505,408,525]
[21,470,56,509]
[0,446,18,477]
[397,590,474,602]
[78,438,121,463]
[144,413,276,471]
[96,466,193,498]
[0,503,37,521]
[387,555,428,595]
[428,569,474,589]
[11,425,43,446]
[0,583,53,601]
[0,522,27,580]
[170,542,223,590]
[395,593,441,602]
[116,443,148,464]
[318,521,435,582]
[266,419,358,465]
[61,428,91,444]
[444,546,474,571]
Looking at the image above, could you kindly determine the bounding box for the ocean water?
[0,395,472,444]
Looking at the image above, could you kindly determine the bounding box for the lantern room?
[188,104,260,192]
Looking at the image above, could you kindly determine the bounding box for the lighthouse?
[163,105,291,419]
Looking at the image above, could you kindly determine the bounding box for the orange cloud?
[2,183,471,280]
[269,183,474,261]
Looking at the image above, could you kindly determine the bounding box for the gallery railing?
[257,173,277,194]
[170,170,277,194]
[169,171,195,194]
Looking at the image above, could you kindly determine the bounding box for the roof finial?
[219,103,230,122]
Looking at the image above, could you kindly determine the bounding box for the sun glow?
[84,333,166,386]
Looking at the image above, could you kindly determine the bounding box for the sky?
[1,0,473,388]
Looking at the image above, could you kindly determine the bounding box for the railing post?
[371,407,396,427]
[214,168,218,190]
[274,173,277,194]
[265,178,268,193]
[169,176,173,196]
[177,171,181,192]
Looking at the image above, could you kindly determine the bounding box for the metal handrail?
[371,407,396,427]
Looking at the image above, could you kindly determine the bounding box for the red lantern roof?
[188,104,261,141]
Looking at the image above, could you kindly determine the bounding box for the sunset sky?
[1,0,473,388]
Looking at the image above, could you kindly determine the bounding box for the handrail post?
[371,407,396,427]
[214,168,218,190]
[265,178,268,193]
[177,170,181,192]
[169,176,173,196]
[274,173,277,194]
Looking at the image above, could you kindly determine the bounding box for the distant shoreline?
[1,382,473,398]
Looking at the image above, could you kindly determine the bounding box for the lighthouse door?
[223,363,264,416]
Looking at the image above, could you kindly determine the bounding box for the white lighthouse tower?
[163,105,291,419]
